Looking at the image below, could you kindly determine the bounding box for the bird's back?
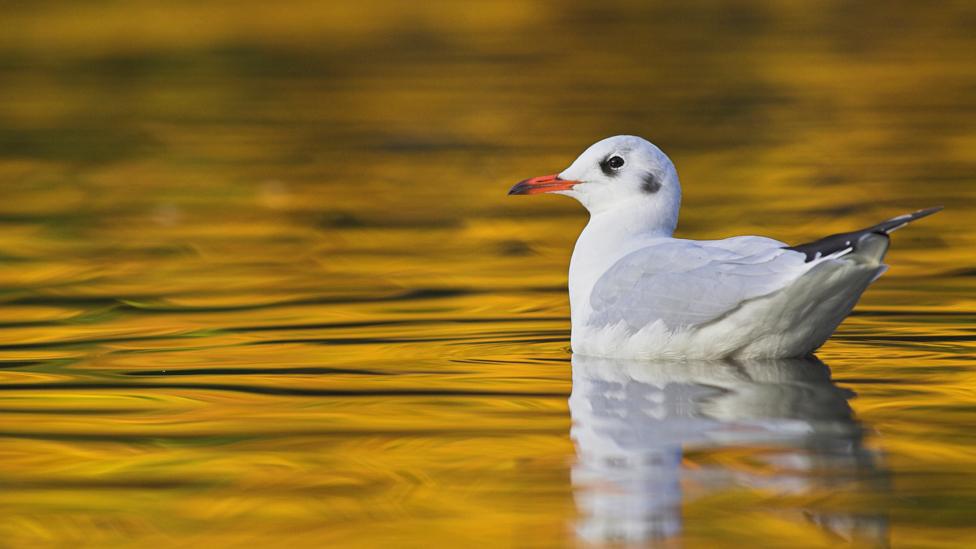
[586,238,813,332]
[573,236,884,359]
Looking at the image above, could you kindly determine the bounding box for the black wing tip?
[911,205,944,220]
[886,205,943,231]
[785,205,943,262]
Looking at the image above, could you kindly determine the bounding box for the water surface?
[1,1,974,546]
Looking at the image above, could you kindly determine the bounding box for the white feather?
[588,239,812,331]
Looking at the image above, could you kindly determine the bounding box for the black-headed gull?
[509,135,941,359]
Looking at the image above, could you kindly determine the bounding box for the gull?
[508,135,941,359]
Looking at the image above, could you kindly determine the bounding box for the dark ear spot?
[641,172,661,194]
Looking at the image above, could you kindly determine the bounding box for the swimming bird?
[508,135,941,359]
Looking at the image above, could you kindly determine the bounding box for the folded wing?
[588,238,811,330]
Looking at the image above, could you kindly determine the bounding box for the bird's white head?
[509,135,682,235]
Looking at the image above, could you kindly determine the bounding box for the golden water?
[1,1,974,547]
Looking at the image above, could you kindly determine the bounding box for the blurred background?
[0,1,974,546]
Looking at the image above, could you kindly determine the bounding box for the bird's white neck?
[568,201,677,325]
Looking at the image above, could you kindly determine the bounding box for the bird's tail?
[785,206,943,263]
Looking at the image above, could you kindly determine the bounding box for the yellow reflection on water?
[0,1,975,547]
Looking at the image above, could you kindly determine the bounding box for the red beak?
[508,173,580,195]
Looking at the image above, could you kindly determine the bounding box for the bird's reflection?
[570,354,889,545]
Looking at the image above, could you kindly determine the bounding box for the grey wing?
[588,241,809,330]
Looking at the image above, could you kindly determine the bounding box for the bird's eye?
[607,156,625,170]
